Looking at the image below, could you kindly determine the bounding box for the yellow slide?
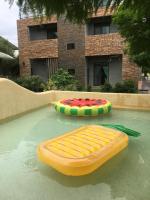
[37,125,128,176]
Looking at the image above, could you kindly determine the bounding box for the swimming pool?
[0,107,149,200]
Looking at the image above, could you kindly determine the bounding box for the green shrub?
[76,83,83,91]
[14,76,46,92]
[44,79,57,91]
[51,68,77,89]
[0,57,19,77]
[113,80,137,93]
[123,80,138,93]
[100,82,113,92]
[113,82,124,93]
[47,68,79,91]
[87,85,92,92]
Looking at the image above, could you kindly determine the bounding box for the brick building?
[17,6,140,88]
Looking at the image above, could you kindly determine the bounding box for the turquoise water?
[0,107,150,200]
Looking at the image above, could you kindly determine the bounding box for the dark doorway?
[93,63,109,86]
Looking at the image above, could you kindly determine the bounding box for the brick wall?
[17,17,58,76]
[17,10,141,84]
[88,8,141,81]
[92,7,113,18]
[57,18,87,86]
[122,54,141,81]
[85,33,123,56]
[85,31,140,82]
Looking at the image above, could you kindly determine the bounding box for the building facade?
[17,7,140,88]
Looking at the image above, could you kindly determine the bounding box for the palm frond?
[7,0,122,23]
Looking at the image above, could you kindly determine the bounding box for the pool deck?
[0,78,150,121]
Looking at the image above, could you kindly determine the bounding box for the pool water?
[0,107,150,200]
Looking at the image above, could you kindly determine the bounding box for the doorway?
[93,63,109,86]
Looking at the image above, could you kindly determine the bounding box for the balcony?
[85,33,123,57]
[17,18,58,58]
[26,39,58,58]
[85,15,123,56]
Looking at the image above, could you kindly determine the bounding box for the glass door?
[93,63,109,86]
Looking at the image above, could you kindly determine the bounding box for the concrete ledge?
[53,91,150,111]
[0,78,55,121]
[0,78,150,121]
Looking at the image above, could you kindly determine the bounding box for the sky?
[0,0,19,46]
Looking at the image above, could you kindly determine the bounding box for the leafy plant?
[14,0,147,23]
[15,0,116,23]
[87,85,92,92]
[113,80,137,93]
[113,82,123,93]
[14,75,46,92]
[100,82,113,92]
[99,80,137,93]
[76,83,83,91]
[0,36,17,57]
[50,68,78,90]
[0,57,19,77]
[44,79,57,91]
[113,3,150,73]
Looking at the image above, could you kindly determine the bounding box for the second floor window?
[87,16,118,35]
[99,0,115,7]
[99,0,108,7]
[94,23,110,34]
[28,23,57,41]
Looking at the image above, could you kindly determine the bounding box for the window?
[68,69,75,76]
[67,43,75,50]
[30,58,58,81]
[94,17,111,35]
[29,23,57,41]
[110,23,118,33]
[47,24,57,39]
[99,0,108,7]
[94,23,110,34]
[87,16,118,35]
[99,0,115,7]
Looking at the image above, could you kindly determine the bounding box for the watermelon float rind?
[54,98,112,116]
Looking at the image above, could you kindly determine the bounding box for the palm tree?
[8,0,147,22]
[9,0,145,23]
[8,0,125,23]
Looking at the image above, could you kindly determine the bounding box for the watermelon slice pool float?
[54,98,112,116]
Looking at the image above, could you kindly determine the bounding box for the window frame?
[28,23,57,41]
[94,22,110,35]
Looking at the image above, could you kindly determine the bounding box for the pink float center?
[60,98,107,107]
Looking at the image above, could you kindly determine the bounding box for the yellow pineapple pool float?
[37,125,130,176]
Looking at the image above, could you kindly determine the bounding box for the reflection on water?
[0,107,150,200]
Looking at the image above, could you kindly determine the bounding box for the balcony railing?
[85,33,123,56]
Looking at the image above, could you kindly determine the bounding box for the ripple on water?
[0,107,150,200]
